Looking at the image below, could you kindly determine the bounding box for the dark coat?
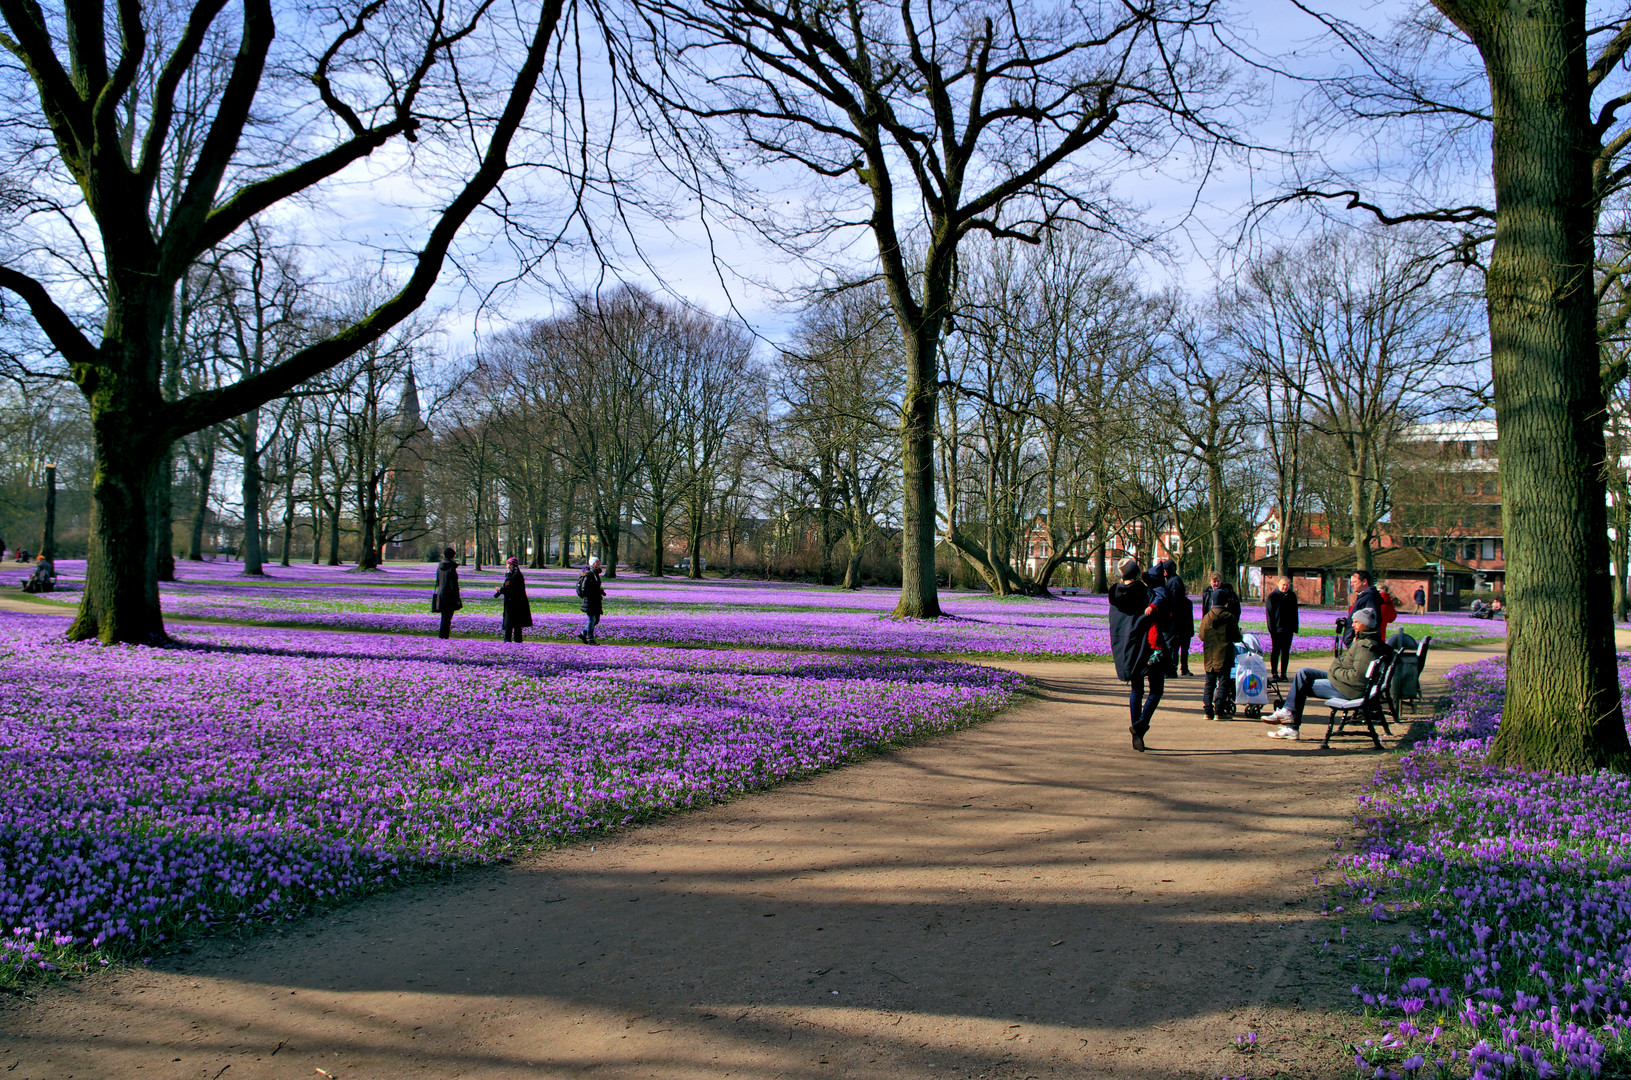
[1122,574,1184,679]
[1198,608,1243,674]
[577,569,605,616]
[1171,582,1195,642]
[495,568,533,629]
[1347,585,1381,644]
[1201,583,1242,621]
[1107,579,1150,681]
[432,559,462,613]
[1266,588,1299,634]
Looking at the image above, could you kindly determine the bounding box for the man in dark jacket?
[494,556,533,642]
[1108,557,1156,750]
[1119,559,1182,752]
[1345,569,1381,646]
[1265,575,1299,680]
[1268,607,1391,740]
[577,557,606,644]
[1200,571,1242,622]
[432,547,462,639]
[1107,557,1148,682]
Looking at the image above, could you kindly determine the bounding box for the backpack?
[576,574,588,598]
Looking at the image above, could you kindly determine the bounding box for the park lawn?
[0,614,1026,986]
[21,560,1503,660]
[1337,653,1631,1078]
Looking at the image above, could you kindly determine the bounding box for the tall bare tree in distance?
[611,0,1239,617]
[0,0,575,643]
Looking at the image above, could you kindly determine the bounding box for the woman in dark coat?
[432,547,462,639]
[1264,575,1299,680]
[577,556,605,644]
[494,556,533,642]
[1172,575,1195,676]
[1107,557,1149,682]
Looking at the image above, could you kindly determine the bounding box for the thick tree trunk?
[242,407,264,575]
[894,330,942,617]
[187,442,215,561]
[650,504,667,577]
[1093,540,1107,593]
[558,485,576,568]
[327,494,342,566]
[242,450,263,575]
[1208,460,1227,582]
[1442,0,1631,770]
[155,446,175,582]
[1348,457,1373,575]
[68,419,167,644]
[688,508,705,579]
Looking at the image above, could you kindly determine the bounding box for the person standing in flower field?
[494,556,532,643]
[1265,575,1299,681]
[432,547,462,639]
[577,557,605,644]
[1413,584,1426,615]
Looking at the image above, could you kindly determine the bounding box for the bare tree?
[0,0,575,642]
[613,0,1235,616]
[1277,3,1631,769]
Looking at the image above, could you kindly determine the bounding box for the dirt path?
[0,643,1501,1080]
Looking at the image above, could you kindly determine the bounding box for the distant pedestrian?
[1173,574,1195,676]
[1265,575,1299,681]
[1198,596,1242,720]
[577,557,606,644]
[432,547,462,639]
[1413,585,1426,615]
[494,556,532,643]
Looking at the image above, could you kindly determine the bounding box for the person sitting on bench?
[1267,607,1389,741]
[21,555,55,594]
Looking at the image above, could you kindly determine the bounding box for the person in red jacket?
[1376,584,1398,640]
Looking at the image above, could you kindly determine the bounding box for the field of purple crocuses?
[1339,654,1631,1078]
[0,612,1025,985]
[20,559,1503,659]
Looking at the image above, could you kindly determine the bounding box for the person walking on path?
[1413,584,1427,615]
[1268,607,1390,740]
[577,557,606,644]
[494,556,533,643]
[432,547,462,639]
[1116,559,1183,753]
[1198,596,1242,720]
[1107,558,1150,747]
[1173,574,1195,676]
[1265,576,1299,680]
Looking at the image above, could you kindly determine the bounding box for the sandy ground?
[0,615,1506,1080]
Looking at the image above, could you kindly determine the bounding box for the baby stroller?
[1216,636,1272,720]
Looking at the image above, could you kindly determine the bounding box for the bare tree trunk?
[187,441,215,561]
[894,330,942,617]
[68,422,166,644]
[1438,0,1631,770]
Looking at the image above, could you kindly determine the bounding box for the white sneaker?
[1267,725,1299,740]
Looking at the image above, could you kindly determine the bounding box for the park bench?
[1319,655,1396,750]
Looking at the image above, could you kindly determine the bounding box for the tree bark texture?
[1438,0,1631,770]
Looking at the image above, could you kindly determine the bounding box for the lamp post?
[41,462,55,561]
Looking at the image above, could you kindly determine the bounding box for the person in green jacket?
[1268,607,1390,741]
